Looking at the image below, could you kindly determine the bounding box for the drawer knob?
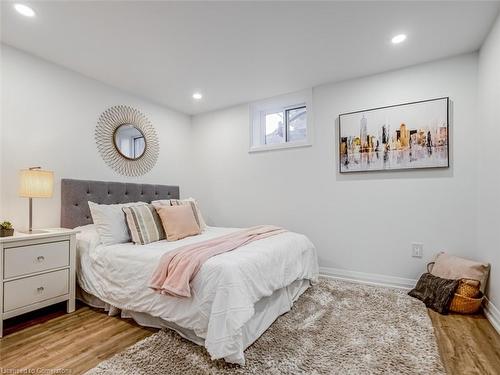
[36,255,45,262]
[37,286,45,293]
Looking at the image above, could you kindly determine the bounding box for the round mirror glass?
[113,124,146,160]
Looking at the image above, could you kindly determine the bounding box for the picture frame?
[338,97,449,173]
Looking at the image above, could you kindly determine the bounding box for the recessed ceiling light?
[192,92,203,100]
[14,3,36,17]
[391,34,407,44]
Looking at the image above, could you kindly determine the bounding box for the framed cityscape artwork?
[339,97,449,173]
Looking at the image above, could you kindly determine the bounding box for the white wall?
[477,15,500,311]
[191,54,479,282]
[0,45,194,229]
[0,44,490,301]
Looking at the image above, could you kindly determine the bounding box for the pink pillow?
[430,252,490,292]
[156,205,201,241]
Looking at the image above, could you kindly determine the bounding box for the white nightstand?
[0,228,78,337]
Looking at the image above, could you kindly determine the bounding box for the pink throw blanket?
[149,225,287,298]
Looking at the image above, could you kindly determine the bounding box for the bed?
[61,179,319,365]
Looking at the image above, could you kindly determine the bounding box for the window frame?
[249,89,313,153]
[283,104,307,143]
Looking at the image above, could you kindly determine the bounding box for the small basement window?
[250,89,312,152]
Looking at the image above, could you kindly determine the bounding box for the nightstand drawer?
[3,240,69,279]
[3,269,69,312]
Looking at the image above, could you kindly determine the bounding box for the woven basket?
[450,293,483,314]
[426,262,483,314]
[449,279,483,314]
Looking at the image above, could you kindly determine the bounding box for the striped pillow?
[122,204,165,245]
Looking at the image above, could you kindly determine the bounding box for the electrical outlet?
[412,243,423,258]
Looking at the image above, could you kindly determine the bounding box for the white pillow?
[152,197,207,231]
[88,201,145,245]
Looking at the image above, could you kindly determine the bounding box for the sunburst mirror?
[95,105,159,176]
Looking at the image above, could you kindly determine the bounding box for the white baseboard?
[483,297,500,334]
[319,266,417,290]
[320,266,500,334]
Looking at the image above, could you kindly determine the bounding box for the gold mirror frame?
[95,105,159,176]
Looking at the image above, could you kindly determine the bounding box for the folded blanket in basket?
[408,272,459,314]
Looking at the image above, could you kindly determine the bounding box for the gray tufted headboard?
[61,179,180,229]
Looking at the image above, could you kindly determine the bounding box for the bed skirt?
[77,279,310,363]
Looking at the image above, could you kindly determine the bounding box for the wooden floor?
[428,309,500,375]
[1,303,499,374]
[0,303,156,374]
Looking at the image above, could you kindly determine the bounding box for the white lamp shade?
[19,169,54,198]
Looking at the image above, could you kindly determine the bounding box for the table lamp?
[19,167,54,233]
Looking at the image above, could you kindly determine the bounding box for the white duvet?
[76,225,319,365]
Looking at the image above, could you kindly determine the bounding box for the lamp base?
[19,229,49,235]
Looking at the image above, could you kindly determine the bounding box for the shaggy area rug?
[85,279,445,375]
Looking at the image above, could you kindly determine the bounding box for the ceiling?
[1,1,499,115]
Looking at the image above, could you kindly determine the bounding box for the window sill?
[249,142,312,153]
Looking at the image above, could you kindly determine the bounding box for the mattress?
[76,225,319,365]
